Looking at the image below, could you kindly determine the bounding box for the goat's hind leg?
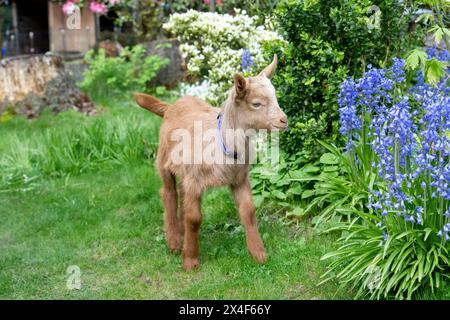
[178,180,185,237]
[160,170,182,253]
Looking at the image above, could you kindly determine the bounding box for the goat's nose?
[280,116,288,125]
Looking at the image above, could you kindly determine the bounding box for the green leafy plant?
[405,0,450,85]
[300,141,375,227]
[81,45,168,100]
[267,0,422,160]
[251,139,374,228]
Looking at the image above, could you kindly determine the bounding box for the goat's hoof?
[183,257,200,271]
[250,250,267,264]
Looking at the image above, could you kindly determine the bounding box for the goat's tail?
[134,93,170,117]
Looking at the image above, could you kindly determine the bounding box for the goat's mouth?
[270,124,289,132]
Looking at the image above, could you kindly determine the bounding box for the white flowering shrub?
[179,80,211,101]
[164,9,281,105]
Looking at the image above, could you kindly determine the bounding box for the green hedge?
[267,0,421,161]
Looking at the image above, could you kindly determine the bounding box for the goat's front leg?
[182,186,202,270]
[231,179,267,263]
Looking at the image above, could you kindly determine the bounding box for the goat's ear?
[234,73,247,98]
[259,54,277,78]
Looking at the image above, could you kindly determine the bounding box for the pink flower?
[62,1,77,15]
[203,0,223,5]
[89,1,108,14]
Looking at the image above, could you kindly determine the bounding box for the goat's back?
[156,96,248,189]
[161,96,218,142]
[164,96,218,124]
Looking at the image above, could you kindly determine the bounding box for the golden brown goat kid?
[134,55,288,270]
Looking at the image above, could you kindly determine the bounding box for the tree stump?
[0,54,95,118]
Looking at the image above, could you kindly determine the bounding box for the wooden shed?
[3,0,97,56]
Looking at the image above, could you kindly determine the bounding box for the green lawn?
[0,97,351,299]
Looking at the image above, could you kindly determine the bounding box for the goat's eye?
[251,103,262,108]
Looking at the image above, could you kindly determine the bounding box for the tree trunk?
[0,54,95,118]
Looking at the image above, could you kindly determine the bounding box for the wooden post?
[94,13,100,49]
[11,0,18,54]
[0,5,4,58]
[209,0,215,12]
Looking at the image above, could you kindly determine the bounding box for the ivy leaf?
[405,49,427,71]
[286,207,306,217]
[289,170,307,179]
[320,152,339,164]
[276,178,291,187]
[253,195,264,208]
[302,189,315,199]
[303,165,320,173]
[424,58,446,85]
[287,185,303,195]
[323,165,339,172]
[270,174,281,184]
[272,190,287,200]
[319,171,339,178]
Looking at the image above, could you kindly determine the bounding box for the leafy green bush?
[251,149,334,220]
[81,45,169,100]
[251,140,372,227]
[267,0,421,160]
[300,141,375,226]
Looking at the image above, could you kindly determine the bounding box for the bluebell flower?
[389,58,406,82]
[338,55,450,240]
[416,214,423,225]
[444,224,450,232]
[438,226,450,241]
[241,49,254,72]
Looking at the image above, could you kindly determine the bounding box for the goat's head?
[231,54,288,132]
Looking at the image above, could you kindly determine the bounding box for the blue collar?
[216,113,239,160]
